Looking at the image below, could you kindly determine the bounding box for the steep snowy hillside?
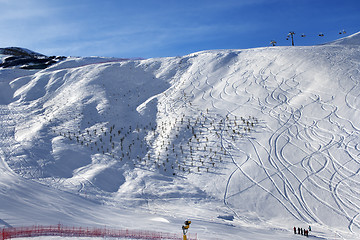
[1,32,360,239]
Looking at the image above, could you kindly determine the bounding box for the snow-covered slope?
[1,32,360,239]
[327,31,360,45]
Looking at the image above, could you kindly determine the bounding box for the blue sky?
[0,0,359,58]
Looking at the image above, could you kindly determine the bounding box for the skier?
[293,227,296,234]
[308,225,311,231]
[298,227,300,234]
[300,228,303,235]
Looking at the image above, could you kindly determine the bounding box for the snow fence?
[0,225,197,240]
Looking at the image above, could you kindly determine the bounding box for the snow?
[327,31,360,45]
[1,32,360,239]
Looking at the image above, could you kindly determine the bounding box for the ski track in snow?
[153,47,360,238]
[209,47,360,238]
[1,40,360,239]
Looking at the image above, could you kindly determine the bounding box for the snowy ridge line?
[0,225,197,240]
[78,58,134,67]
[64,57,140,70]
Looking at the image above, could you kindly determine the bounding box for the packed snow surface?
[1,33,360,239]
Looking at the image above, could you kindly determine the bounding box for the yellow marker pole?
[182,221,191,240]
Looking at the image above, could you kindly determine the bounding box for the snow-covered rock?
[0,47,66,69]
[0,47,45,57]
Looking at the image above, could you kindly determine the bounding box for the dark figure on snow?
[304,229,309,237]
[308,225,311,231]
[301,228,303,235]
[298,227,300,234]
[293,227,296,234]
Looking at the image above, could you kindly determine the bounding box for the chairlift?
[318,33,324,37]
[301,34,306,37]
[286,32,295,46]
[270,40,277,46]
[288,32,295,37]
[339,30,346,34]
